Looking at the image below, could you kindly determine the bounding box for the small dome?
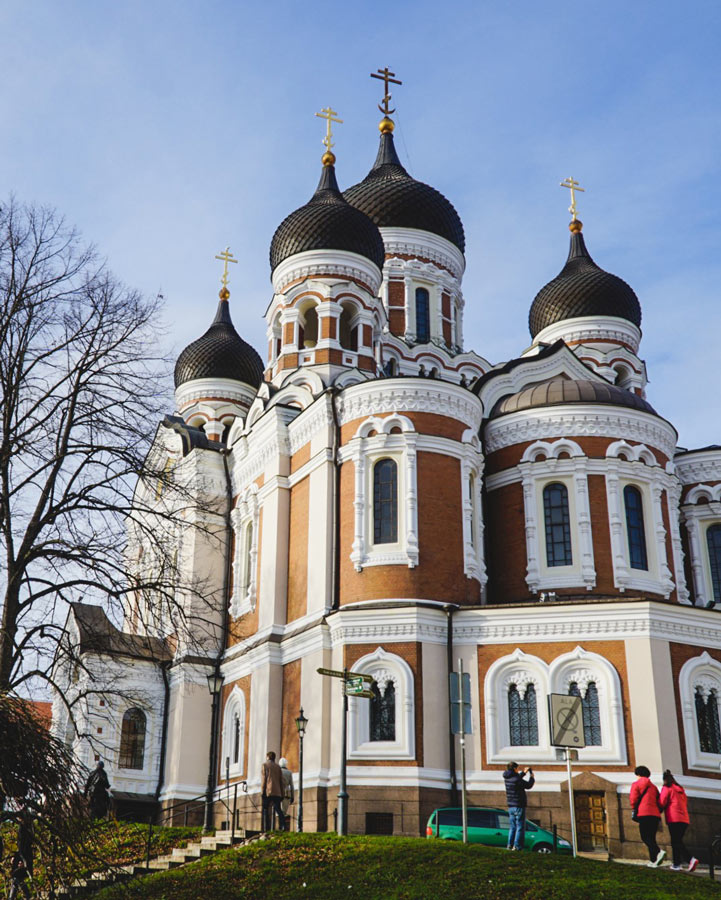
[174,297,264,389]
[343,131,465,253]
[489,377,657,419]
[528,227,641,338]
[270,164,385,273]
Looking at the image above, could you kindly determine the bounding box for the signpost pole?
[458,658,468,845]
[566,749,578,858]
[338,669,349,836]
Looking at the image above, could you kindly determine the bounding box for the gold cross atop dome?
[214,246,238,300]
[560,176,585,224]
[371,66,402,117]
[315,106,343,166]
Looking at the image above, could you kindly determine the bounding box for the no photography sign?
[548,694,586,748]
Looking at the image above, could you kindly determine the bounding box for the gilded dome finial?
[215,246,237,300]
[371,66,402,132]
[315,106,343,167]
[560,176,585,230]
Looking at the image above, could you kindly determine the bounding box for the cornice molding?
[381,226,465,279]
[271,249,382,296]
[533,316,642,353]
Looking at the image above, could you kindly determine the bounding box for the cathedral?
[52,72,721,859]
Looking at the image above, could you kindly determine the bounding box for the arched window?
[543,483,572,566]
[373,458,398,544]
[569,682,602,746]
[624,485,648,570]
[415,288,430,343]
[695,687,721,754]
[707,524,721,603]
[119,708,146,770]
[508,684,538,746]
[370,681,396,742]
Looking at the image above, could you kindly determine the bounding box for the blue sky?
[2,0,720,447]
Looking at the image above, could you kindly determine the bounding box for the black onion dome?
[343,131,465,253]
[174,297,264,389]
[528,228,641,338]
[270,164,385,273]
[490,377,657,419]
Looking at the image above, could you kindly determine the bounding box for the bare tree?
[0,198,221,703]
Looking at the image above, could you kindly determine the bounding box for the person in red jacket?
[659,770,698,872]
[629,765,665,867]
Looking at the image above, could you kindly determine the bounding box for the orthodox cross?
[215,246,238,289]
[371,67,402,116]
[315,106,343,152]
[560,176,585,221]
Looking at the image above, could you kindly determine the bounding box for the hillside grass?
[94,832,721,900]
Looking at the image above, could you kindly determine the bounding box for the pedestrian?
[261,751,285,832]
[630,765,665,867]
[503,761,534,850]
[659,769,698,872]
[84,760,111,819]
[279,758,295,831]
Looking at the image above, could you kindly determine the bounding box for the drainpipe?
[203,446,234,830]
[154,660,171,807]
[446,604,459,805]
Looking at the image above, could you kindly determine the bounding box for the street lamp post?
[295,707,308,833]
[204,670,223,831]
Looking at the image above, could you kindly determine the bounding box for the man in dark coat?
[503,761,535,850]
[84,761,111,819]
[261,751,285,832]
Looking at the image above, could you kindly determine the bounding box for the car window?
[438,810,462,826]
[525,821,538,832]
[496,811,510,830]
[467,809,497,829]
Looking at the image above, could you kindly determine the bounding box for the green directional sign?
[345,677,365,695]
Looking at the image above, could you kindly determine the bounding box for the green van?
[426,807,572,854]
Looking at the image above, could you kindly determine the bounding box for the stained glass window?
[707,524,721,603]
[415,288,430,343]
[370,681,396,742]
[543,483,572,567]
[696,687,721,754]
[568,682,602,746]
[624,485,648,570]
[508,684,538,746]
[119,708,146,769]
[373,459,398,544]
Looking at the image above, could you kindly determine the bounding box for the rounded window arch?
[222,686,247,776]
[373,458,398,544]
[119,708,147,770]
[543,482,572,567]
[624,485,648,570]
[339,300,360,351]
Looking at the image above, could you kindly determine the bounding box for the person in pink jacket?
[629,765,665,866]
[659,770,698,872]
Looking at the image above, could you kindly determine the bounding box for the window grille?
[569,681,602,746]
[373,459,398,544]
[624,485,648,570]
[370,681,396,742]
[696,687,721,754]
[365,812,394,835]
[543,482,572,566]
[119,708,147,769]
[707,524,721,603]
[508,684,538,745]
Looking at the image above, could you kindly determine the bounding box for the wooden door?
[574,791,607,851]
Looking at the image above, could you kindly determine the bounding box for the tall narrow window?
[508,684,538,745]
[415,288,430,343]
[370,681,396,741]
[469,475,476,550]
[240,522,253,597]
[373,459,398,544]
[624,485,648,570]
[707,524,721,603]
[543,482,572,566]
[568,682,602,746]
[119,708,147,770]
[695,687,721,754]
[232,713,241,765]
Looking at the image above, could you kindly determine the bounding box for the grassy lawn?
[0,820,202,897]
[93,832,721,900]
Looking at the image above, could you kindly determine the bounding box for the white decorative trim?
[229,485,259,617]
[381,227,466,279]
[287,394,333,455]
[460,429,487,586]
[676,449,721,486]
[682,503,721,607]
[220,686,246,778]
[679,652,721,771]
[271,249,382,295]
[348,647,415,760]
[532,315,642,354]
[175,377,258,412]
[484,405,677,461]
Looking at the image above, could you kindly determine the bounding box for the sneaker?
[653,849,666,867]
[647,862,657,867]
[670,865,682,871]
[688,857,699,872]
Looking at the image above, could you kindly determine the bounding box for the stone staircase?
[50,829,257,898]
